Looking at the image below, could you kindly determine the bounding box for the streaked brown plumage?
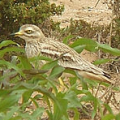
[12,24,113,84]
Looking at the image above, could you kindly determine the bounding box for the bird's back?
[36,38,109,75]
[37,38,112,83]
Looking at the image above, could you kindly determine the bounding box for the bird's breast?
[25,43,40,58]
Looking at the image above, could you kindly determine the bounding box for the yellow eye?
[25,30,32,34]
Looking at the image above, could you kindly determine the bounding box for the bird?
[11,24,113,84]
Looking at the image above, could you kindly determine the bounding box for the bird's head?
[11,24,45,42]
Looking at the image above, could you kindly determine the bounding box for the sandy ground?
[50,0,112,27]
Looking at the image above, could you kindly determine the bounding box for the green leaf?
[79,90,96,102]
[64,91,81,108]
[17,112,33,120]
[80,95,92,102]
[0,94,20,112]
[70,38,98,52]
[0,40,17,49]
[31,108,45,119]
[73,45,85,53]
[104,103,113,114]
[0,90,10,97]
[13,82,62,113]
[64,68,77,76]
[53,97,68,120]
[0,60,24,77]
[22,90,33,103]
[69,77,77,86]
[18,56,32,70]
[63,35,73,44]
[41,60,58,70]
[98,43,120,56]
[81,79,88,90]
[29,55,52,62]
[93,58,111,65]
[3,106,19,120]
[102,114,115,120]
[73,108,80,120]
[91,110,97,120]
[53,92,68,120]
[49,65,65,79]
[116,113,120,120]
[0,47,25,58]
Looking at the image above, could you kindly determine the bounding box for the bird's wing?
[39,40,105,76]
[39,40,113,84]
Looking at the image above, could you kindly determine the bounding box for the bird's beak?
[10,31,23,37]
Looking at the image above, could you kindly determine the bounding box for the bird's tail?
[78,71,113,84]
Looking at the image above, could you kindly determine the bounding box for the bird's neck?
[38,36,48,43]
[25,41,40,58]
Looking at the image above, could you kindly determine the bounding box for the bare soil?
[50,0,112,27]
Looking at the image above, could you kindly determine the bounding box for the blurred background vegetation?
[0,0,120,120]
[0,0,64,41]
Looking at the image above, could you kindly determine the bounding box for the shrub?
[0,0,64,41]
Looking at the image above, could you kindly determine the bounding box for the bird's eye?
[25,30,33,34]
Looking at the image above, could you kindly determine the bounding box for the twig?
[103,92,113,115]
[109,19,113,46]
[95,83,101,97]
[95,0,101,7]
[97,32,102,58]
[111,93,120,111]
[99,84,114,99]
